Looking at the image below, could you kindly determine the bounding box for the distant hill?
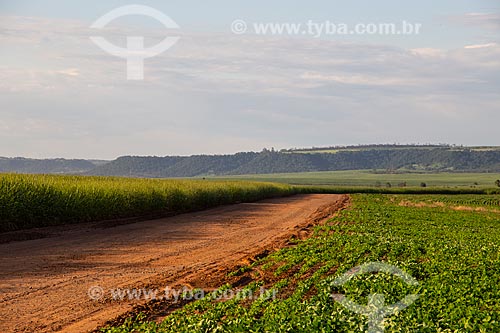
[3,145,500,177]
[0,157,102,174]
[88,146,500,177]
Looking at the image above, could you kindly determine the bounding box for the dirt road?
[0,194,347,332]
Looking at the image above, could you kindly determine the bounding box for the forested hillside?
[3,146,500,177]
[88,147,500,177]
[0,157,97,174]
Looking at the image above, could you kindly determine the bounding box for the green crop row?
[295,185,500,195]
[408,195,500,207]
[102,194,500,332]
[0,173,296,232]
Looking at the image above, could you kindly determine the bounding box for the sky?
[0,0,499,159]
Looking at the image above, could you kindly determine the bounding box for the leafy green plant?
[101,193,500,332]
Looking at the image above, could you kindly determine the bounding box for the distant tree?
[386,182,392,188]
[398,182,407,187]
[420,182,427,188]
[495,179,500,187]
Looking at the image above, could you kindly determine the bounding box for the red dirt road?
[0,194,346,333]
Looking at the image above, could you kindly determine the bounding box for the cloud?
[410,48,446,58]
[57,68,80,76]
[464,42,497,49]
[1,15,500,158]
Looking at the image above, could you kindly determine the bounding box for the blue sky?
[0,1,499,158]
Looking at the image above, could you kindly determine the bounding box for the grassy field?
[102,193,500,332]
[208,170,500,187]
[0,173,296,232]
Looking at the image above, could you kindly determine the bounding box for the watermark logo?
[87,285,105,300]
[90,5,180,80]
[331,262,420,333]
[87,285,277,302]
[231,20,422,38]
[231,19,248,35]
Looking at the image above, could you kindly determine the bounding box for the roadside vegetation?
[101,194,500,332]
[0,173,295,232]
[1,173,500,232]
